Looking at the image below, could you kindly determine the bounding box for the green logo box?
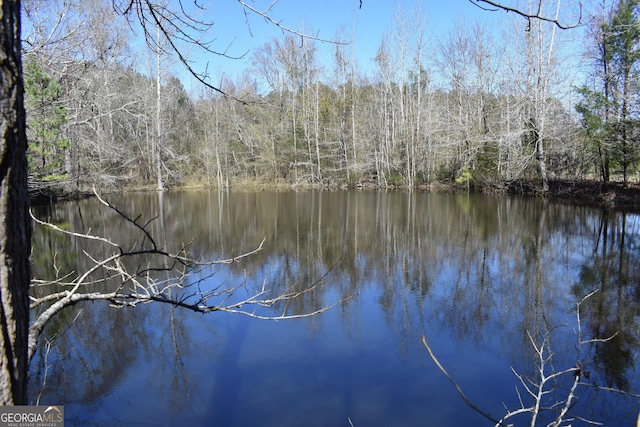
[0,406,63,427]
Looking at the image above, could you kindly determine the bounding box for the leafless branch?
[29,189,346,363]
[422,289,628,426]
[468,0,584,30]
[236,0,345,44]
[113,0,349,103]
[421,335,504,425]
[30,211,119,249]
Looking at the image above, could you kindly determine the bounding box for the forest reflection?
[29,190,640,425]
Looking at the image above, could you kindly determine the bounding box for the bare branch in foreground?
[29,190,347,362]
[422,289,633,427]
[236,0,347,45]
[114,0,350,103]
[421,335,503,425]
[468,0,584,30]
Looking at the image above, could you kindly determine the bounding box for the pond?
[29,190,640,426]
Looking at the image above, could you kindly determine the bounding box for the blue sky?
[178,0,505,90]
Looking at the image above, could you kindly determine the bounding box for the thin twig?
[467,0,583,29]
[29,188,346,366]
[421,335,505,426]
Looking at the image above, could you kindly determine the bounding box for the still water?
[29,190,640,426]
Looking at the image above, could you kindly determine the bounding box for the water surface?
[29,190,640,426]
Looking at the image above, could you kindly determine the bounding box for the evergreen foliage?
[24,61,71,182]
[19,0,640,191]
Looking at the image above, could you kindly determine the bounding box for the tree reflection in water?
[29,190,640,425]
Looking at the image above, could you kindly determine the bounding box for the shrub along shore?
[28,178,640,213]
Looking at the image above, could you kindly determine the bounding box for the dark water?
[29,190,640,426]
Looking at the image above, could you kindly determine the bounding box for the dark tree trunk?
[0,0,31,405]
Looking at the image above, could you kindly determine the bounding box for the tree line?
[21,0,639,194]
[0,0,637,409]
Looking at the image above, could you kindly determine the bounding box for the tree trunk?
[155,24,164,192]
[0,0,31,405]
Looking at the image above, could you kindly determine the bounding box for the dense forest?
[21,0,640,195]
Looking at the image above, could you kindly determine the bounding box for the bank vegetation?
[22,1,640,210]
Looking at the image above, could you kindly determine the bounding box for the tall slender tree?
[608,0,640,182]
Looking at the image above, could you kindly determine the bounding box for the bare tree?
[113,0,344,101]
[155,11,165,191]
[332,29,359,182]
[524,1,562,193]
[22,0,139,190]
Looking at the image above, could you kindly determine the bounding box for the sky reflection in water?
[29,191,640,426]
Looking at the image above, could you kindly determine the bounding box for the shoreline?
[29,179,640,213]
